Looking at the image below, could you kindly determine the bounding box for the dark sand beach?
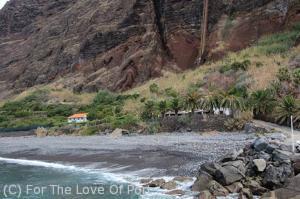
[0,132,254,177]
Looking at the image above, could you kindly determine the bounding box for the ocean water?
[0,158,194,199]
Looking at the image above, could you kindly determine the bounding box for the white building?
[68,113,88,123]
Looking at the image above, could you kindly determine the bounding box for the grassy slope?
[123,45,300,115]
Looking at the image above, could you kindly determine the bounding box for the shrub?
[255,62,263,68]
[46,104,73,117]
[110,114,138,129]
[277,68,291,82]
[293,69,300,85]
[274,95,299,125]
[250,89,276,117]
[219,60,251,73]
[146,121,160,134]
[158,100,168,118]
[224,114,251,131]
[141,100,158,121]
[79,126,98,136]
[149,83,160,94]
[93,90,120,106]
[224,118,246,131]
[164,88,178,98]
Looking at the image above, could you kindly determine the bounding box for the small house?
[68,113,88,123]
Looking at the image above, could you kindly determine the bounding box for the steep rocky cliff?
[0,0,299,97]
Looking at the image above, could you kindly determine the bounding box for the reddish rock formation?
[0,0,299,97]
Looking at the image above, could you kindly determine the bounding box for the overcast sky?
[0,0,9,9]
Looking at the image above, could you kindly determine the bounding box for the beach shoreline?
[0,132,254,177]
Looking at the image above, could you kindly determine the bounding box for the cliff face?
[0,0,299,97]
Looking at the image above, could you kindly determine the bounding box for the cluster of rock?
[140,176,193,196]
[192,137,300,199]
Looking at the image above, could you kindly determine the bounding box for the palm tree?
[170,98,182,116]
[142,100,158,120]
[158,100,168,118]
[250,89,276,119]
[274,95,299,125]
[200,92,221,113]
[220,91,246,117]
[184,91,201,115]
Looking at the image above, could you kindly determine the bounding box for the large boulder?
[220,149,243,163]
[161,181,177,190]
[293,157,300,175]
[198,190,213,199]
[262,174,300,199]
[239,188,253,199]
[110,128,129,138]
[207,180,229,196]
[272,149,292,164]
[242,179,269,196]
[215,160,246,186]
[262,164,294,189]
[253,138,269,152]
[256,151,271,161]
[225,182,243,193]
[192,171,214,192]
[200,162,221,177]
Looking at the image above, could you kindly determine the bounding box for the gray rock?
[244,123,257,134]
[253,138,269,152]
[225,182,243,193]
[272,149,292,164]
[279,144,293,152]
[161,181,177,190]
[111,128,129,138]
[263,164,294,189]
[216,160,246,185]
[198,190,213,199]
[257,151,271,161]
[239,188,253,199]
[265,144,279,154]
[268,134,286,142]
[207,180,229,196]
[293,158,300,175]
[221,149,243,163]
[201,162,221,177]
[147,179,166,188]
[244,123,271,134]
[262,174,300,199]
[253,159,267,172]
[192,171,213,192]
[243,179,268,196]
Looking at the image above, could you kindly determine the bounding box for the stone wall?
[160,114,229,132]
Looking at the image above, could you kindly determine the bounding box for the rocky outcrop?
[192,137,298,198]
[0,0,299,98]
